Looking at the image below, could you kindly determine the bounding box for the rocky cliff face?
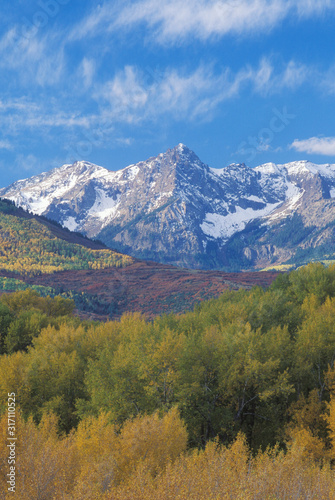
[2,144,335,270]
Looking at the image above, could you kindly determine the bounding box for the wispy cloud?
[319,64,335,94]
[0,140,13,150]
[0,27,65,87]
[295,0,335,17]
[0,2,324,98]
[80,58,96,89]
[15,153,43,174]
[69,0,335,44]
[113,0,288,43]
[0,58,313,142]
[0,97,94,135]
[95,59,311,124]
[280,60,311,89]
[290,137,335,156]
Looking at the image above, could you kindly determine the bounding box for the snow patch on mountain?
[201,202,281,240]
[28,197,54,216]
[246,195,266,203]
[87,190,121,222]
[124,165,140,180]
[254,162,282,175]
[64,216,78,231]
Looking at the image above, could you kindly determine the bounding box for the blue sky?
[1,0,335,185]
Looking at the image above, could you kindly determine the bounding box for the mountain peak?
[169,143,195,157]
[65,160,105,174]
[255,162,283,175]
[176,143,188,152]
[255,160,335,179]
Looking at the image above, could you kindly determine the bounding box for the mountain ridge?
[2,144,335,270]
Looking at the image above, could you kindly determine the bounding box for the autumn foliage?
[0,201,133,276]
[1,413,335,499]
[2,263,335,497]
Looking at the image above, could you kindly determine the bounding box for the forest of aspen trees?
[0,199,133,276]
[1,262,335,498]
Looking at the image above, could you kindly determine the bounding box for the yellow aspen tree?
[115,407,188,483]
[72,412,118,499]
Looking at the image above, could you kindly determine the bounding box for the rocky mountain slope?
[2,144,335,270]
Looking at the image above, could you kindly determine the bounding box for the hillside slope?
[0,198,278,319]
[0,198,133,276]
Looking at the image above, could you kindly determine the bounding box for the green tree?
[0,302,13,354]
[5,310,50,353]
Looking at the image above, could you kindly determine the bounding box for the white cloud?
[319,64,335,94]
[0,58,309,140]
[250,58,274,93]
[295,0,335,17]
[0,140,13,150]
[290,137,335,156]
[95,59,310,124]
[280,60,310,89]
[0,27,65,86]
[115,137,134,146]
[68,3,112,41]
[0,97,94,135]
[96,64,231,123]
[80,58,96,89]
[69,0,335,44]
[15,153,42,173]
[0,98,40,112]
[99,66,149,122]
[250,59,311,94]
[114,0,288,42]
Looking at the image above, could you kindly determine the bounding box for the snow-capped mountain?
[2,144,335,270]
